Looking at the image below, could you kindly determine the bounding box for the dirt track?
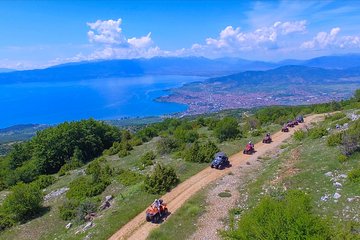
[108,114,324,240]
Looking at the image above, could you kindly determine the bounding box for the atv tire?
[146,215,151,222]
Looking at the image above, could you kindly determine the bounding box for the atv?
[287,121,295,128]
[296,115,304,123]
[211,152,230,169]
[262,133,272,143]
[293,120,299,125]
[145,199,168,223]
[243,143,255,154]
[281,125,289,132]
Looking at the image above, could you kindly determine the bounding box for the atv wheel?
[153,214,160,223]
[243,150,246,154]
[211,164,214,168]
[146,215,151,222]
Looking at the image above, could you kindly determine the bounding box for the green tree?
[2,182,43,222]
[144,164,179,194]
[214,117,240,142]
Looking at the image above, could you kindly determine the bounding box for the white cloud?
[190,20,306,57]
[127,32,153,48]
[301,27,360,49]
[87,18,126,45]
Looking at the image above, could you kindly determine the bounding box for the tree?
[214,117,240,142]
[2,182,43,222]
[144,164,179,194]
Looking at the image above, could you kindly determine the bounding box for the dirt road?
[108,114,324,240]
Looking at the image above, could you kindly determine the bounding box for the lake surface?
[0,75,204,128]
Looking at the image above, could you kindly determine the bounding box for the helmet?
[249,141,252,144]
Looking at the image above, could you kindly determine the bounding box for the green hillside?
[0,91,359,240]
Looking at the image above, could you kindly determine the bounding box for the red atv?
[243,143,255,154]
[146,199,168,223]
[262,133,272,143]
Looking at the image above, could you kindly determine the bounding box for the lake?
[0,75,205,128]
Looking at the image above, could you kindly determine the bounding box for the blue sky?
[1,0,360,69]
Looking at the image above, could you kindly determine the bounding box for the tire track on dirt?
[108,114,324,240]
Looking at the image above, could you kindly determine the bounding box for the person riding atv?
[146,199,168,223]
[262,133,272,143]
[211,152,230,169]
[243,141,255,154]
[281,125,289,132]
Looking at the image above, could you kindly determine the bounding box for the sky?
[1,0,360,69]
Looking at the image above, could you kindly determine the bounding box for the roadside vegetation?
[0,89,359,239]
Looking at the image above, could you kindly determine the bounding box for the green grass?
[227,110,360,238]
[147,189,207,240]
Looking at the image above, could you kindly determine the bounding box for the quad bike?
[281,125,289,132]
[262,133,272,143]
[145,200,168,223]
[287,121,295,128]
[296,115,304,123]
[211,152,230,169]
[243,143,255,154]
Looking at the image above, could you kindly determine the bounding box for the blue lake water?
[0,75,204,128]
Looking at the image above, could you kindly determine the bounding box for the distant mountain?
[0,124,49,144]
[0,57,278,84]
[278,54,360,69]
[1,54,360,85]
[0,68,15,73]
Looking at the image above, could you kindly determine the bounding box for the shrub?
[2,182,43,222]
[214,117,240,142]
[348,168,360,182]
[75,200,97,223]
[0,212,14,231]
[32,175,56,189]
[337,154,348,163]
[224,190,332,239]
[327,132,344,146]
[183,141,219,163]
[293,130,306,141]
[308,126,328,139]
[144,164,179,194]
[66,176,109,201]
[59,199,79,221]
[138,151,156,169]
[156,137,178,154]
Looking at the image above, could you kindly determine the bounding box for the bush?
[214,117,240,142]
[348,168,360,182]
[2,182,43,222]
[138,151,156,169]
[293,130,306,141]
[59,199,79,221]
[224,190,332,239]
[75,200,97,223]
[66,176,110,201]
[183,141,219,163]
[327,132,344,146]
[156,137,178,154]
[144,164,179,194]
[308,126,328,139]
[0,212,14,231]
[32,175,56,189]
[337,154,348,163]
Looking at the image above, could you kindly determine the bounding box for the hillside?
[0,96,359,240]
[159,65,360,115]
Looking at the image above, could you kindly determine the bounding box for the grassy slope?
[0,120,279,240]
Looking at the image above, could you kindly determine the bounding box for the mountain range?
[1,54,360,84]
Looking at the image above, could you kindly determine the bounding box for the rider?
[248,140,254,148]
[153,199,162,215]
